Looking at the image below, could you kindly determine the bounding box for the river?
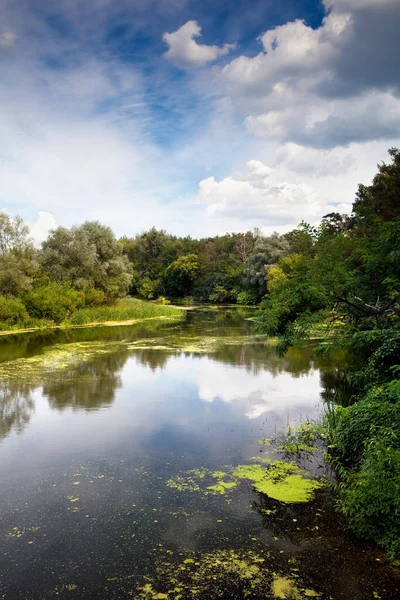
[0,307,399,599]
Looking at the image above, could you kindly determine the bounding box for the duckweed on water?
[166,460,323,503]
[233,462,323,503]
[136,550,322,600]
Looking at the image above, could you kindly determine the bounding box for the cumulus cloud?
[245,92,400,149]
[163,21,235,68]
[197,160,325,226]
[221,0,400,149]
[30,211,57,245]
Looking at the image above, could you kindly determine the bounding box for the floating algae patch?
[271,575,321,599]
[271,574,302,599]
[127,333,267,355]
[166,468,239,496]
[136,549,271,600]
[0,340,127,385]
[166,461,323,503]
[233,461,323,503]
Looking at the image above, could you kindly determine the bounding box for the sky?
[0,0,399,242]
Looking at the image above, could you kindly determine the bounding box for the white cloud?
[163,21,235,69]
[197,160,324,226]
[245,91,400,148]
[221,0,400,149]
[30,212,57,245]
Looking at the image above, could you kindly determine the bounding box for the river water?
[0,308,399,599]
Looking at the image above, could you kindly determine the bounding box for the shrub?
[338,438,400,559]
[209,285,235,303]
[23,284,85,324]
[84,288,106,306]
[138,277,162,300]
[236,290,259,305]
[330,382,400,468]
[0,295,30,326]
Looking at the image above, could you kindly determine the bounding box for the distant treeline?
[0,208,314,327]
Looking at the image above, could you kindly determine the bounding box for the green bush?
[236,290,259,305]
[209,285,235,303]
[338,438,400,559]
[23,284,85,324]
[138,277,162,300]
[0,295,30,326]
[331,382,400,468]
[84,287,106,306]
[326,381,400,556]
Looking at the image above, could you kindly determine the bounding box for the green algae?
[271,574,301,599]
[206,480,238,494]
[233,461,323,503]
[136,549,270,600]
[0,340,126,385]
[135,549,324,600]
[167,460,323,503]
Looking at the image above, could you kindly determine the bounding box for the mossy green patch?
[233,461,323,503]
[206,481,238,495]
[166,460,323,503]
[271,574,301,599]
[136,549,270,600]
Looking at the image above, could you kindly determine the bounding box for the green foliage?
[164,254,198,297]
[83,288,106,307]
[138,277,162,300]
[65,298,182,326]
[209,285,235,303]
[329,382,400,468]
[23,284,85,324]
[40,221,132,299]
[338,438,400,559]
[256,148,400,557]
[0,295,30,326]
[236,290,259,305]
[0,212,39,296]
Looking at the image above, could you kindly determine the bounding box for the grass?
[0,298,184,335]
[64,298,184,326]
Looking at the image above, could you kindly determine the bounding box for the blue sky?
[0,0,399,241]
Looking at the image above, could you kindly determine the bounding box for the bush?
[209,285,235,303]
[84,288,106,306]
[236,290,259,305]
[0,295,30,326]
[23,284,85,324]
[138,277,162,300]
[331,382,400,468]
[339,438,400,558]
[326,381,400,556]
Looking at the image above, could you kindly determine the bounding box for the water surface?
[0,308,399,599]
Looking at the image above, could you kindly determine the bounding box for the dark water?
[0,308,399,599]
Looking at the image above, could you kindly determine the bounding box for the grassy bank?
[0,298,184,335]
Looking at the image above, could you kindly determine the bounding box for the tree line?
[0,210,311,327]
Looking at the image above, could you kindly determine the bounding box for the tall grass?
[64,298,183,326]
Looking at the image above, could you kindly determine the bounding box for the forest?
[0,197,310,328]
[0,148,399,558]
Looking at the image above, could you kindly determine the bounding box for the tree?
[244,233,290,298]
[0,212,38,295]
[164,254,199,297]
[40,222,132,299]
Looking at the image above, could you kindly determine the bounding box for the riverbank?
[0,298,184,337]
